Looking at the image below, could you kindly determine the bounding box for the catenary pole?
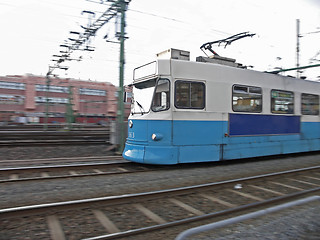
[296,19,300,78]
[44,73,50,131]
[117,0,127,153]
[47,0,131,144]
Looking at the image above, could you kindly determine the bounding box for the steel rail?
[0,140,109,147]
[0,159,126,172]
[84,187,320,240]
[0,155,116,164]
[175,195,320,240]
[0,131,109,138]
[1,165,319,219]
[0,160,144,183]
[0,125,109,130]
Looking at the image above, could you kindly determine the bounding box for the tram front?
[122,60,178,164]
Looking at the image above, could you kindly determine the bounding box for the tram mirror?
[123,92,132,102]
[123,92,127,102]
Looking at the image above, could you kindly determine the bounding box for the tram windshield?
[131,78,170,114]
[131,78,156,114]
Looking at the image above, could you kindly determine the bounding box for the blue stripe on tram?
[229,113,301,136]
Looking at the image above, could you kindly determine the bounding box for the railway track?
[0,130,110,147]
[0,139,109,147]
[0,159,167,183]
[0,155,119,167]
[0,124,109,131]
[1,166,319,240]
[0,130,109,139]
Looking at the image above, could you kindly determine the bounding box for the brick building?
[0,74,131,124]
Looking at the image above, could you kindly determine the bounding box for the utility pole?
[44,73,51,131]
[66,86,74,130]
[44,66,68,130]
[117,0,128,153]
[296,19,300,78]
[48,0,131,149]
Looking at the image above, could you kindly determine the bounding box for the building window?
[271,90,294,114]
[301,93,319,115]
[0,94,24,104]
[79,88,106,96]
[35,96,68,104]
[175,81,205,109]
[232,85,262,112]
[36,85,69,93]
[0,81,25,90]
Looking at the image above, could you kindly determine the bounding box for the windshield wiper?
[136,101,145,115]
[131,98,145,115]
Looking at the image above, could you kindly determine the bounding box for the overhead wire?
[5,0,316,81]
[127,7,231,37]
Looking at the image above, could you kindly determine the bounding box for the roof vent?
[157,48,190,61]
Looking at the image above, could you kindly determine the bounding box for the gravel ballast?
[1,152,319,209]
[0,144,112,160]
[1,149,319,239]
[192,201,320,240]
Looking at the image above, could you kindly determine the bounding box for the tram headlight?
[152,133,163,141]
[129,120,133,128]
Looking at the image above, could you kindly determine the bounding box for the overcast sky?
[0,0,319,86]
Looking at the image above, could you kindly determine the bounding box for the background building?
[0,74,131,124]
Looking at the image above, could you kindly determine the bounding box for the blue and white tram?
[123,48,320,164]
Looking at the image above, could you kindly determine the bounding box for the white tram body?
[123,49,320,164]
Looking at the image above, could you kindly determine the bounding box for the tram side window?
[301,93,319,115]
[232,85,262,112]
[175,81,205,109]
[151,79,170,112]
[271,90,294,114]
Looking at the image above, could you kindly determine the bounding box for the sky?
[0,0,319,86]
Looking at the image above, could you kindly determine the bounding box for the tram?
[123,48,320,164]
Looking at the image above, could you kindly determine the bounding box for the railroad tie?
[9,174,19,180]
[117,167,128,172]
[133,203,166,224]
[248,185,285,196]
[47,215,66,240]
[226,189,264,201]
[199,193,236,208]
[288,178,320,186]
[269,181,304,191]
[93,169,104,174]
[69,171,78,175]
[169,198,204,216]
[304,176,320,181]
[93,210,120,233]
[41,172,50,177]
